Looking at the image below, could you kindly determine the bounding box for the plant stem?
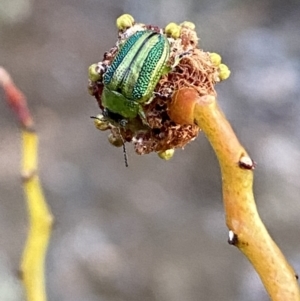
[193,95,300,300]
[1,67,53,301]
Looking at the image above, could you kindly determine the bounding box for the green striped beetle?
[101,30,171,124]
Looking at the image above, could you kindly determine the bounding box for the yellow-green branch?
[0,67,53,301]
[169,87,300,299]
[192,93,300,300]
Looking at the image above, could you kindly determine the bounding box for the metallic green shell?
[102,30,170,119]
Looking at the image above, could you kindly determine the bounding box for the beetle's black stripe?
[103,31,145,85]
[119,31,158,88]
[103,30,169,104]
[132,34,167,99]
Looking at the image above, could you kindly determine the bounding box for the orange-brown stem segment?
[167,87,198,124]
[0,68,34,130]
[171,87,300,300]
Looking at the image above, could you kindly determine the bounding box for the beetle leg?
[161,50,192,76]
[145,88,173,105]
[144,94,155,105]
[152,91,170,100]
[161,65,172,76]
[171,50,192,69]
[137,106,150,126]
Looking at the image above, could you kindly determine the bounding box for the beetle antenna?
[117,127,128,167]
[122,140,128,167]
[120,135,128,167]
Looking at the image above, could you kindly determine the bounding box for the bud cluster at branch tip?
[88,14,230,160]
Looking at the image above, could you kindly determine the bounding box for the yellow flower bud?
[180,21,195,30]
[218,63,231,81]
[93,115,110,131]
[165,22,181,39]
[157,149,175,160]
[88,64,102,82]
[116,14,135,30]
[209,52,222,67]
[108,133,124,147]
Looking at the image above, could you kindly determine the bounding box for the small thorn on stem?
[21,169,37,182]
[228,230,238,245]
[239,155,255,170]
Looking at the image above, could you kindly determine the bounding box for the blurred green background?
[1,0,300,300]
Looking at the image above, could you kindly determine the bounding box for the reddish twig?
[0,67,34,130]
